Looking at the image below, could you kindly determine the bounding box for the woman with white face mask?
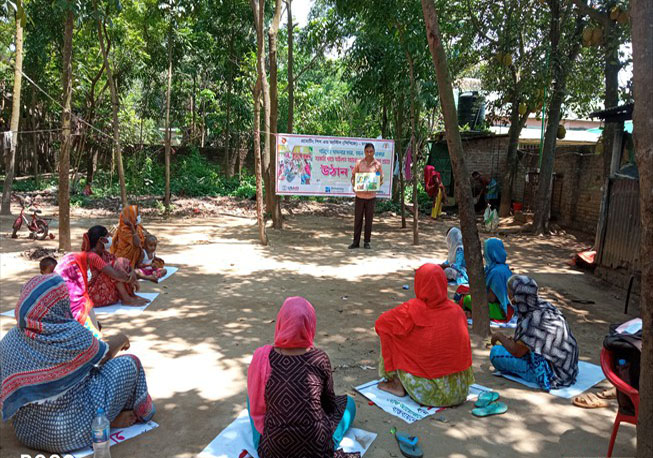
[111,205,151,268]
[54,226,143,337]
[83,225,148,311]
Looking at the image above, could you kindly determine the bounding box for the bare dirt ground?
[0,198,640,458]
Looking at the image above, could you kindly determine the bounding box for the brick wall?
[443,136,605,234]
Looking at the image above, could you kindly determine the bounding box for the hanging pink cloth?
[247,297,317,434]
[405,141,413,181]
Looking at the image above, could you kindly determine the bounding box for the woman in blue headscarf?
[483,238,513,320]
[460,238,513,321]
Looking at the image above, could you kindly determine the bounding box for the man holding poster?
[349,143,384,249]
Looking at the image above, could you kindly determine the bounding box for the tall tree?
[93,0,127,207]
[58,2,74,251]
[421,0,490,337]
[397,22,419,244]
[268,0,283,228]
[0,0,24,215]
[286,0,294,134]
[631,2,652,456]
[163,22,173,209]
[572,0,631,178]
[252,0,269,245]
[469,0,548,217]
[533,1,584,233]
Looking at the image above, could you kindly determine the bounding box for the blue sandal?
[391,427,424,458]
[474,391,500,408]
[472,401,508,417]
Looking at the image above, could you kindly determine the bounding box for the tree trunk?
[406,52,418,245]
[164,24,173,209]
[268,0,283,229]
[381,97,388,139]
[58,8,74,251]
[533,5,582,234]
[252,0,269,244]
[225,34,235,177]
[396,92,406,228]
[499,91,528,218]
[286,0,294,134]
[632,3,653,456]
[253,79,269,245]
[602,25,620,178]
[95,7,127,207]
[252,0,272,216]
[0,0,24,215]
[421,0,489,337]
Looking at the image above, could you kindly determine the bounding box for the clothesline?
[1,57,113,140]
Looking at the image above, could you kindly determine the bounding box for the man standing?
[349,143,384,249]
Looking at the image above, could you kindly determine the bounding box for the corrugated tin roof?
[489,126,600,145]
[589,103,634,121]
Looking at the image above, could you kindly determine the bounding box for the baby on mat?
[136,235,167,283]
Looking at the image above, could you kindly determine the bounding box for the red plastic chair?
[600,348,639,457]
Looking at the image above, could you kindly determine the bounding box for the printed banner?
[275,134,394,198]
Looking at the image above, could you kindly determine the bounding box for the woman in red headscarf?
[375,263,474,406]
[247,297,356,458]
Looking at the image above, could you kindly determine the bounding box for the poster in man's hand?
[275,134,394,198]
[354,172,381,192]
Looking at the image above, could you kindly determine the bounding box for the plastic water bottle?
[92,407,111,458]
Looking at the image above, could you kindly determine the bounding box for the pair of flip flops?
[391,426,423,458]
[472,391,508,417]
[572,387,617,408]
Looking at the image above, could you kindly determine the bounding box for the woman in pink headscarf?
[247,297,356,458]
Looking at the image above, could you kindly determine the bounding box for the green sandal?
[472,401,508,417]
[474,391,500,408]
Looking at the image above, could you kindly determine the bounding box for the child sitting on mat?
[39,256,58,275]
[136,235,166,283]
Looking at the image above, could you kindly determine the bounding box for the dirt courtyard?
[0,201,640,458]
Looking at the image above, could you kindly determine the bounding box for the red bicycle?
[11,194,50,240]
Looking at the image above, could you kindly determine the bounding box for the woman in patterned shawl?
[0,274,155,453]
[490,275,579,390]
[247,297,356,458]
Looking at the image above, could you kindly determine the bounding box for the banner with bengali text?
[275,134,394,198]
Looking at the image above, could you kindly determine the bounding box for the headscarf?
[54,252,93,325]
[247,297,317,434]
[0,274,108,420]
[111,205,145,267]
[375,264,472,379]
[446,227,464,265]
[509,275,579,388]
[484,238,512,314]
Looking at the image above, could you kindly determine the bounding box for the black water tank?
[458,91,486,130]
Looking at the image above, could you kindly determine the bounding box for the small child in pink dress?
[136,235,167,283]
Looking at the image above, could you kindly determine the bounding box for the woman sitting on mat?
[0,274,155,453]
[490,275,579,390]
[84,225,146,308]
[247,297,356,458]
[375,263,474,407]
[112,204,150,268]
[55,228,141,337]
[460,238,514,321]
[440,227,468,285]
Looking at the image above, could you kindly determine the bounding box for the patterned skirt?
[89,257,134,307]
[379,353,475,407]
[489,345,554,391]
[12,355,155,453]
